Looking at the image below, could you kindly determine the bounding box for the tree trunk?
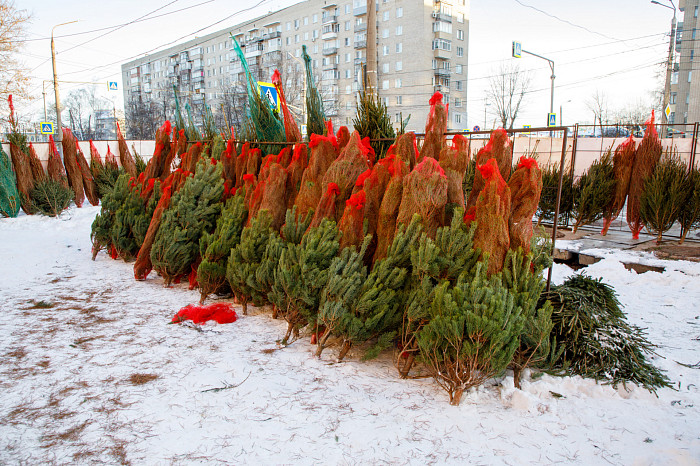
[282,321,294,345]
[514,367,522,390]
[315,327,333,358]
[337,340,352,361]
[272,305,278,319]
[679,227,688,245]
[656,232,663,245]
[450,388,464,406]
[241,301,247,316]
[398,353,415,379]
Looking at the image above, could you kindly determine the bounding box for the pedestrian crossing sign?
[547,113,556,127]
[40,122,54,135]
[257,81,280,112]
[108,81,118,91]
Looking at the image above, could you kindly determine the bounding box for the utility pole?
[366,0,378,97]
[513,41,555,127]
[651,0,676,138]
[51,20,78,160]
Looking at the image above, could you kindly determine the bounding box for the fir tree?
[151,160,224,284]
[111,177,161,260]
[91,173,132,259]
[279,218,339,343]
[640,153,688,244]
[538,163,574,226]
[0,143,20,218]
[197,190,249,303]
[678,167,700,244]
[226,211,274,315]
[352,91,400,159]
[572,149,616,233]
[30,178,74,217]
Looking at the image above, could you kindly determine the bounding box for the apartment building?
[121,0,470,134]
[670,0,699,128]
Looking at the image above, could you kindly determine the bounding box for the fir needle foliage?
[640,152,689,244]
[538,163,574,225]
[678,167,700,244]
[572,149,616,233]
[29,178,74,217]
[352,91,400,160]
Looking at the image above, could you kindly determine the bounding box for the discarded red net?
[473,158,511,276]
[418,92,448,163]
[508,156,542,253]
[396,157,448,239]
[171,303,238,324]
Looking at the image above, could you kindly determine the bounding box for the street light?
[484,99,491,130]
[651,0,676,138]
[560,99,572,126]
[51,20,79,160]
[513,41,555,126]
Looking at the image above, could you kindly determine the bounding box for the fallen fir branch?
[201,372,251,393]
[675,360,700,369]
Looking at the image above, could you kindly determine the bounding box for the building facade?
[670,0,699,128]
[121,0,470,135]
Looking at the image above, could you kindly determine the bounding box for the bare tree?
[486,62,532,129]
[125,95,160,139]
[586,90,609,135]
[0,1,31,118]
[613,99,654,136]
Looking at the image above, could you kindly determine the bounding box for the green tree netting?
[302,44,326,138]
[0,144,20,217]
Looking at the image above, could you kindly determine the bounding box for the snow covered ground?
[1,206,699,465]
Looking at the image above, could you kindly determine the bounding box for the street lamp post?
[651,0,676,138]
[513,42,555,125]
[484,99,491,129]
[51,20,78,160]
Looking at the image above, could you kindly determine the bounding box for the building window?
[455,114,461,124]
[395,78,402,88]
[345,37,350,46]
[670,93,677,104]
[383,11,389,21]
[454,98,461,107]
[382,63,390,73]
[397,95,402,105]
[691,50,695,61]
[396,61,402,71]
[689,71,693,83]
[457,12,465,23]
[456,80,463,90]
[396,25,403,35]
[345,21,351,31]
[695,5,698,17]
[346,52,351,62]
[396,42,402,53]
[395,113,401,123]
[457,30,464,40]
[382,80,389,90]
[345,69,351,78]
[346,85,351,94]
[345,4,351,14]
[457,46,464,57]
[383,45,389,55]
[687,93,690,105]
[455,64,462,74]
[396,7,403,18]
[295,34,300,43]
[313,13,318,23]
[313,29,319,38]
[286,22,291,31]
[432,39,451,51]
[383,29,389,38]
[304,16,309,25]
[304,32,309,40]
[694,29,697,40]
[286,37,291,45]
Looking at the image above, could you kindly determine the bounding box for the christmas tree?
[678,167,700,244]
[396,157,448,239]
[302,44,326,138]
[226,211,275,315]
[602,136,636,235]
[116,122,138,177]
[508,156,542,252]
[294,124,339,219]
[61,128,85,208]
[466,128,513,210]
[373,155,409,262]
[111,175,161,260]
[352,91,398,159]
[537,162,574,226]
[0,143,20,218]
[151,160,224,284]
[76,145,100,206]
[197,189,248,302]
[7,95,35,214]
[285,143,308,210]
[272,69,302,142]
[278,218,339,343]
[46,136,69,190]
[640,152,688,244]
[627,112,662,239]
[29,178,74,217]
[91,173,132,259]
[419,92,448,162]
[473,158,511,276]
[438,134,470,219]
[572,149,616,233]
[26,143,45,183]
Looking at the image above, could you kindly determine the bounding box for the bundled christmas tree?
[438,134,470,218]
[418,92,448,162]
[0,143,20,218]
[396,157,448,239]
[62,128,86,208]
[248,162,289,231]
[309,182,340,228]
[543,274,670,392]
[373,155,409,262]
[572,149,616,233]
[143,121,174,182]
[197,189,248,302]
[7,95,35,214]
[394,131,419,171]
[508,156,542,252]
[678,167,700,244]
[472,158,511,276]
[46,136,69,188]
[116,122,138,177]
[111,174,161,260]
[640,152,688,244]
[337,190,367,251]
[602,136,636,235]
[627,112,662,239]
[285,143,308,210]
[278,218,339,343]
[91,142,120,198]
[226,211,275,315]
[466,128,513,210]
[336,125,350,153]
[26,143,45,183]
[151,160,224,284]
[76,145,100,206]
[91,173,132,259]
[352,91,399,159]
[294,125,338,219]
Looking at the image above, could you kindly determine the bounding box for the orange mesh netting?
[466,128,513,210]
[246,147,263,177]
[27,143,45,183]
[309,182,340,228]
[285,143,308,210]
[258,153,276,184]
[134,184,173,280]
[473,158,511,276]
[627,111,662,239]
[171,303,238,325]
[272,69,302,143]
[320,130,371,222]
[89,140,103,169]
[143,121,172,182]
[8,143,34,214]
[507,156,542,253]
[104,145,119,172]
[47,135,68,188]
[395,131,419,171]
[439,134,470,212]
[418,92,448,163]
[356,158,391,237]
[256,162,289,231]
[116,122,137,176]
[242,173,257,207]
[602,135,636,235]
[338,189,366,251]
[222,138,237,184]
[61,128,85,208]
[293,124,339,219]
[276,146,292,168]
[396,156,448,239]
[373,155,409,262]
[181,142,203,174]
[235,142,250,188]
[76,146,99,206]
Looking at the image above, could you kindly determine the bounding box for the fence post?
[690,122,699,173]
[546,126,569,293]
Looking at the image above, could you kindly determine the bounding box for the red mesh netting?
[116,122,137,176]
[418,92,448,163]
[27,143,45,182]
[293,127,339,219]
[309,182,340,228]
[134,184,173,280]
[76,146,100,206]
[507,156,542,253]
[473,158,511,276]
[181,142,203,174]
[356,158,391,237]
[47,135,68,188]
[89,140,103,170]
[235,142,250,188]
[285,143,308,211]
[466,128,513,210]
[373,155,409,262]
[439,134,470,211]
[246,147,263,178]
[143,120,172,182]
[242,173,257,207]
[602,135,636,235]
[320,130,371,222]
[104,145,119,172]
[272,69,302,143]
[336,126,350,153]
[258,153,276,184]
[276,146,292,168]
[338,190,366,250]
[627,111,662,239]
[9,142,34,213]
[396,156,448,239]
[222,138,237,184]
[394,131,419,171]
[61,128,85,208]
[171,303,238,324]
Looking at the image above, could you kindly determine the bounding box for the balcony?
[354,23,367,32]
[244,48,263,59]
[323,63,338,71]
[433,48,451,59]
[354,5,366,15]
[434,68,451,77]
[192,74,205,83]
[354,57,367,65]
[354,40,367,49]
[432,11,452,22]
[322,47,338,56]
[322,31,338,40]
[193,93,205,103]
[262,50,282,63]
[322,14,338,24]
[264,30,281,39]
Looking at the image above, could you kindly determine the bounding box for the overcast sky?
[17,0,671,129]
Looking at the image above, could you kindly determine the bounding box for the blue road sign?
[108,81,118,91]
[40,122,54,135]
[547,113,556,127]
[473,125,480,132]
[512,41,522,59]
[257,81,279,111]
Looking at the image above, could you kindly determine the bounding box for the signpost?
[108,81,118,91]
[40,122,54,135]
[257,81,280,111]
[665,104,672,120]
[472,125,480,132]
